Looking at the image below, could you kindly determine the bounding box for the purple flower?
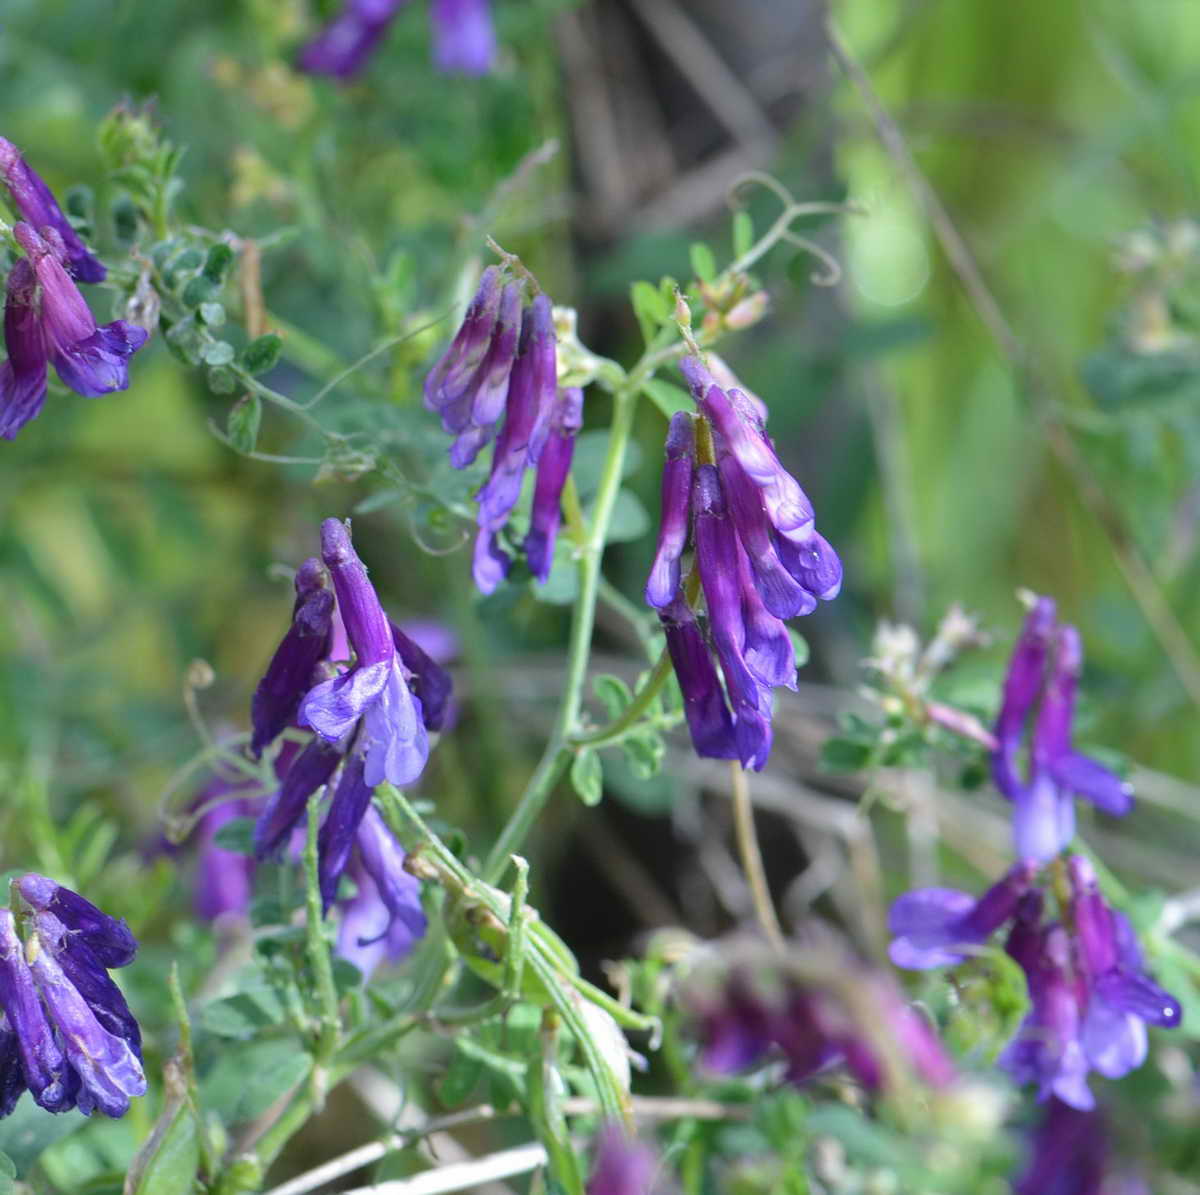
[430,0,497,75]
[888,861,1036,970]
[525,386,584,583]
[254,738,345,860]
[298,0,409,79]
[193,794,256,923]
[301,519,429,787]
[1014,1098,1107,1195]
[0,137,106,282]
[251,557,335,757]
[991,600,1133,862]
[643,358,839,770]
[586,1125,660,1195]
[0,882,145,1120]
[337,806,427,977]
[0,223,148,440]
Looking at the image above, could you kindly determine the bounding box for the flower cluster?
[250,518,450,922]
[424,266,582,593]
[0,877,145,1119]
[991,595,1133,861]
[891,854,1179,1109]
[678,938,954,1094]
[645,358,841,770]
[299,0,496,80]
[0,139,148,440]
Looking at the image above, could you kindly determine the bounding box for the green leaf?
[732,210,755,259]
[201,341,235,367]
[199,1038,311,1123]
[438,1051,483,1106]
[788,628,810,668]
[592,674,633,720]
[819,736,872,773]
[630,280,669,345]
[240,333,283,375]
[640,378,692,419]
[227,394,262,454]
[570,749,603,806]
[128,1093,199,1195]
[211,816,255,856]
[689,242,717,284]
[180,275,216,308]
[0,1151,14,1195]
[0,1100,86,1175]
[200,977,287,1038]
[208,365,238,395]
[198,301,225,328]
[602,489,650,544]
[1080,343,1200,410]
[203,242,235,284]
[622,730,664,780]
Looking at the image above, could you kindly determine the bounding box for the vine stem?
[482,380,640,882]
[729,761,785,950]
[571,648,672,748]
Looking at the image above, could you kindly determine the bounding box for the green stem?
[303,793,342,1101]
[571,647,673,748]
[482,382,641,881]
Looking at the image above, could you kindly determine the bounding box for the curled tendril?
[724,171,864,287]
[409,504,473,557]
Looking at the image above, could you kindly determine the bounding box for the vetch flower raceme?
[0,223,148,440]
[889,856,1180,1110]
[0,137,106,282]
[249,518,451,914]
[991,597,1133,861]
[425,268,581,593]
[643,359,840,770]
[0,877,145,1119]
[299,0,496,79]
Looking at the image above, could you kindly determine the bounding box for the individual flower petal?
[317,754,375,912]
[254,738,345,859]
[193,799,255,923]
[17,875,137,969]
[645,412,695,609]
[586,1125,659,1195]
[471,526,511,595]
[251,558,335,757]
[50,320,148,398]
[424,266,504,420]
[1014,1098,1107,1195]
[734,543,797,690]
[0,258,49,440]
[525,386,583,583]
[0,911,73,1113]
[320,518,395,667]
[658,596,738,761]
[431,0,497,75]
[298,0,408,78]
[774,531,842,602]
[991,596,1056,800]
[1011,772,1075,864]
[350,805,427,968]
[1093,971,1181,1028]
[1049,751,1133,817]
[1080,999,1146,1079]
[0,1017,26,1118]
[301,658,392,741]
[359,659,430,787]
[0,137,106,282]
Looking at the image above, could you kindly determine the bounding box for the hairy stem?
[729,761,785,949]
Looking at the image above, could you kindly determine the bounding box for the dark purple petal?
[645,412,695,609]
[1004,890,1046,976]
[14,222,93,346]
[717,452,814,618]
[586,1125,658,1195]
[0,1017,26,1118]
[431,0,497,75]
[254,738,344,859]
[0,359,48,441]
[1014,1098,1107,1195]
[320,519,394,667]
[318,754,375,912]
[455,280,524,448]
[693,464,772,771]
[1066,855,1119,977]
[1050,751,1133,817]
[359,660,429,787]
[0,257,50,440]
[391,621,454,733]
[658,597,738,760]
[425,266,503,418]
[682,357,813,539]
[1094,971,1181,1028]
[771,990,843,1084]
[0,138,106,282]
[251,559,335,757]
[27,940,146,1117]
[525,386,583,583]
[881,986,956,1088]
[17,875,136,969]
[734,543,796,690]
[297,0,407,78]
[0,911,73,1113]
[990,596,1056,799]
[32,913,141,1053]
[50,320,148,398]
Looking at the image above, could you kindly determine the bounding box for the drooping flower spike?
[298,0,496,79]
[249,519,451,916]
[0,223,148,440]
[0,877,145,1119]
[643,359,840,771]
[991,597,1133,861]
[426,268,582,593]
[0,137,106,282]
